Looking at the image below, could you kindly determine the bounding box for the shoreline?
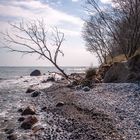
[0,76,140,140]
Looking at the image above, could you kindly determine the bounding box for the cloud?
[72,0,79,2]
[0,0,83,35]
[100,0,112,4]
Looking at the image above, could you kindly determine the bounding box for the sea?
[0,66,87,79]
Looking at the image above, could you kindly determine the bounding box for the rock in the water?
[32,125,44,133]
[82,86,90,92]
[31,91,41,97]
[56,102,65,107]
[7,134,17,140]
[21,116,38,130]
[47,77,55,82]
[30,70,41,76]
[26,88,35,93]
[21,106,36,115]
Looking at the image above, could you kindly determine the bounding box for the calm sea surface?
[0,66,87,79]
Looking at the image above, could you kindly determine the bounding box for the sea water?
[0,66,86,79]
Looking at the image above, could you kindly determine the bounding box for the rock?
[66,81,78,88]
[47,77,55,82]
[5,129,14,134]
[26,88,35,93]
[18,117,25,122]
[104,54,140,83]
[41,80,47,83]
[61,77,65,80]
[104,62,129,83]
[82,86,90,92]
[128,54,140,72]
[21,116,38,130]
[94,78,101,83]
[31,91,41,97]
[7,134,17,140]
[21,106,36,115]
[41,106,47,111]
[97,64,111,80]
[32,125,44,133]
[56,102,65,107]
[17,108,23,113]
[30,70,41,76]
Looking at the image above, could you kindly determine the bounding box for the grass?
[106,54,127,64]
[107,48,140,64]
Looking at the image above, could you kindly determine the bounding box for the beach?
[0,75,139,140]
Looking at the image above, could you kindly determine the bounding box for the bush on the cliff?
[85,67,96,80]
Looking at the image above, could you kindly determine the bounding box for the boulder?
[128,54,140,72]
[104,62,129,83]
[82,86,90,92]
[41,106,47,111]
[17,108,23,113]
[32,125,44,133]
[104,54,140,83]
[97,64,111,79]
[7,134,17,140]
[21,106,36,115]
[26,88,35,93]
[5,129,14,135]
[56,102,65,107]
[21,116,38,130]
[30,70,41,76]
[31,91,41,97]
[18,117,25,122]
[47,77,55,82]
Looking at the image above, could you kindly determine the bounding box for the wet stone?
[21,106,36,115]
[18,117,25,122]
[17,108,23,113]
[47,77,55,82]
[31,91,41,97]
[32,125,44,133]
[7,134,17,140]
[82,86,90,92]
[41,106,47,111]
[21,116,38,130]
[56,102,65,107]
[5,129,14,134]
[26,88,35,93]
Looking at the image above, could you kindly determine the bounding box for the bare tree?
[113,0,140,57]
[1,20,69,79]
[83,0,140,63]
[83,15,114,64]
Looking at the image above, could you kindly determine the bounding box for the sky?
[0,0,112,67]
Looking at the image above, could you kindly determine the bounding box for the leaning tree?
[1,20,69,79]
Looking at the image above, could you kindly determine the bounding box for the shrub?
[85,67,96,80]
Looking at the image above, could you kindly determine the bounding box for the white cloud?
[100,0,112,4]
[0,1,83,35]
[0,1,98,67]
[72,0,79,2]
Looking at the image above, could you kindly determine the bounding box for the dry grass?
[107,54,127,64]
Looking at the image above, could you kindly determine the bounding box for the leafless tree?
[83,0,140,63]
[113,0,140,57]
[83,15,114,64]
[1,20,69,79]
